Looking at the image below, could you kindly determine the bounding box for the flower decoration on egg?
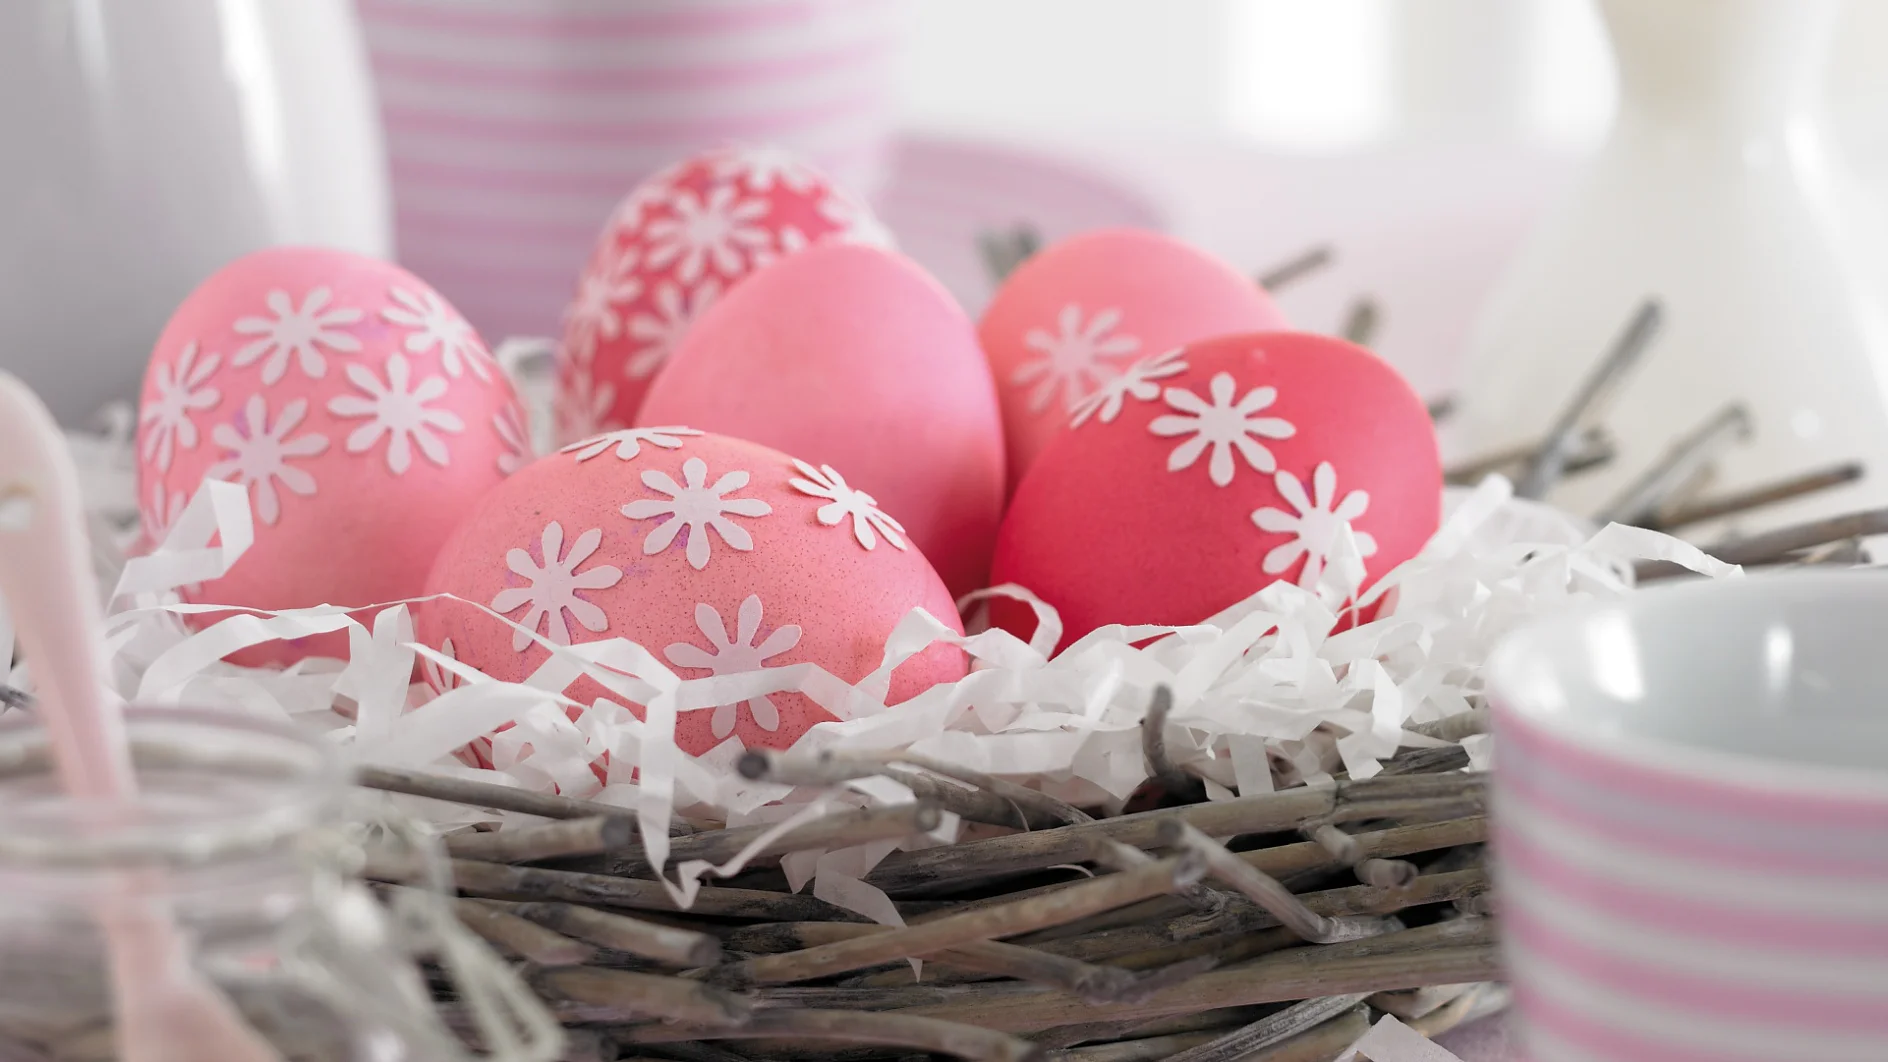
[231,287,363,384]
[135,246,524,665]
[1013,304,1142,415]
[992,332,1440,650]
[421,429,968,759]
[1147,371,1296,485]
[139,341,222,471]
[553,145,893,438]
[1070,346,1189,428]
[666,595,803,740]
[788,460,908,551]
[491,522,623,650]
[620,456,773,569]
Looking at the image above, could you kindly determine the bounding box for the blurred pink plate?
[876,132,1167,317]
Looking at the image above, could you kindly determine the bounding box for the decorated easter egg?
[979,228,1288,487]
[136,247,526,661]
[553,146,891,442]
[991,332,1440,649]
[637,243,1006,597]
[420,429,968,757]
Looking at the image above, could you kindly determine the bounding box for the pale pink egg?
[420,429,967,759]
[552,146,891,442]
[136,247,526,663]
[992,332,1440,651]
[978,228,1289,489]
[636,243,1006,597]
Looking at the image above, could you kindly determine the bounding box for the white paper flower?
[1252,462,1378,589]
[1070,347,1189,428]
[643,185,771,284]
[555,365,621,444]
[491,522,623,651]
[231,287,363,385]
[713,146,820,194]
[494,403,532,475]
[1012,305,1142,415]
[327,353,464,474]
[421,637,463,695]
[382,286,492,381]
[817,191,895,248]
[665,594,802,739]
[620,456,772,570]
[1149,372,1296,486]
[787,459,907,551]
[140,341,222,472]
[563,249,643,364]
[206,394,330,525]
[141,480,189,546]
[561,426,702,463]
[625,280,720,379]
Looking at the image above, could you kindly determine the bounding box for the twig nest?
[637,243,1007,596]
[135,247,522,663]
[554,147,891,440]
[421,429,968,758]
[977,228,1287,488]
[991,332,1441,649]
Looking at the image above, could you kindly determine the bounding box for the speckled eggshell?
[136,246,527,664]
[636,243,1006,598]
[978,228,1288,489]
[420,429,968,758]
[991,332,1440,651]
[553,146,891,443]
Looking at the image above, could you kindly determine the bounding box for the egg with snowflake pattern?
[553,146,891,443]
[420,428,968,759]
[136,247,528,664]
[990,332,1440,650]
[637,242,1006,598]
[979,228,1289,489]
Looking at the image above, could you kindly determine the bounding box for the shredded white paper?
[8,387,1739,921]
[1338,1014,1470,1062]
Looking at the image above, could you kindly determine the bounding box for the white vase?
[0,0,391,426]
[1452,0,1888,525]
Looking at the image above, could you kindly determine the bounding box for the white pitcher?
[0,0,391,425]
[1453,0,1888,525]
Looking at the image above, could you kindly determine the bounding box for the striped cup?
[357,0,904,342]
[1488,571,1888,1062]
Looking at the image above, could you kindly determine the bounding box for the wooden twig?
[1593,402,1752,526]
[739,750,1070,830]
[719,856,1207,986]
[1426,394,1458,424]
[355,765,692,833]
[1515,298,1662,499]
[1161,823,1381,944]
[535,966,752,1026]
[1163,993,1369,1062]
[978,226,1044,288]
[617,1009,1046,1062]
[509,902,722,967]
[898,918,1498,1033]
[586,800,942,878]
[1709,505,1888,567]
[446,816,633,864]
[864,774,1484,896]
[1341,298,1381,348]
[1306,825,1417,890]
[1651,461,1865,530]
[1407,707,1489,743]
[1443,428,1612,487]
[452,896,596,966]
[1256,245,1334,292]
[1140,686,1191,793]
[889,753,1093,828]
[623,1044,755,1062]
[0,685,31,712]
[1791,537,1870,566]
[366,853,865,921]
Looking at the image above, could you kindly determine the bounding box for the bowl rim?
[1486,569,1888,804]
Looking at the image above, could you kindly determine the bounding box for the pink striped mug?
[1488,570,1888,1062]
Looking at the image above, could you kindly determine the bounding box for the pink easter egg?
[978,228,1289,489]
[636,243,1006,597]
[991,332,1440,651]
[136,246,526,663]
[553,146,890,442]
[420,429,967,759]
